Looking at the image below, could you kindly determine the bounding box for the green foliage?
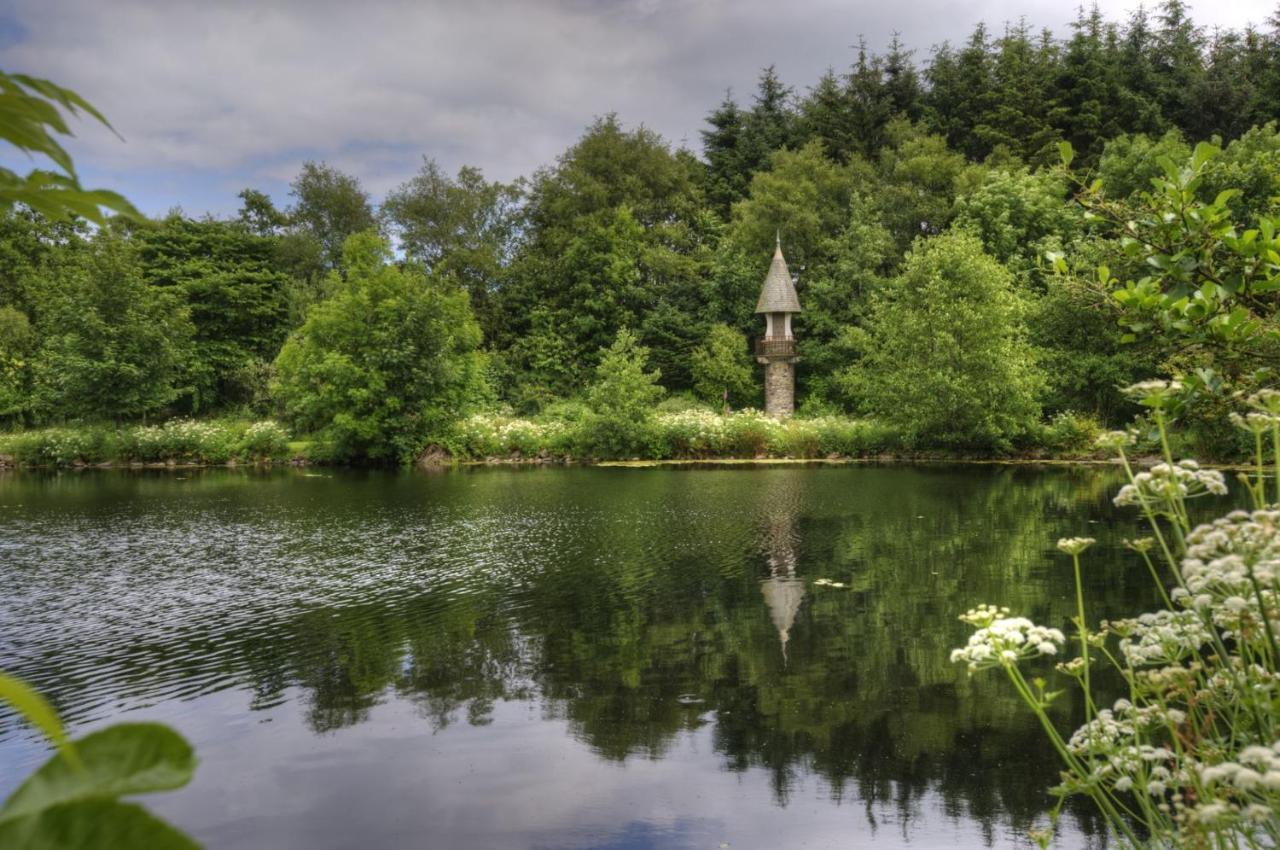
[0,71,137,223]
[875,120,983,253]
[951,167,1079,289]
[854,231,1042,448]
[0,304,34,420]
[447,409,900,461]
[136,215,290,412]
[799,192,895,407]
[690,324,755,408]
[0,674,199,849]
[0,419,292,466]
[273,232,487,464]
[582,329,665,458]
[381,159,523,341]
[1073,141,1280,391]
[287,162,378,271]
[1039,410,1103,454]
[31,234,193,421]
[497,116,712,399]
[1030,271,1156,421]
[235,420,291,461]
[0,675,73,765]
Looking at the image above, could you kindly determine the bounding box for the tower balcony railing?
[755,336,797,357]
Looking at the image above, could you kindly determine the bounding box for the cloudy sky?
[0,0,1266,217]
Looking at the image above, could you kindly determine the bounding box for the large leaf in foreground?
[0,723,195,822]
[0,800,199,850]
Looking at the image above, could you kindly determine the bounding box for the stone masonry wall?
[762,359,795,418]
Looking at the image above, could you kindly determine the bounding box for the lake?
[0,464,1160,849]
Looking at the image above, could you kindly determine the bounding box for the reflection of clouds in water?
[136,692,1082,850]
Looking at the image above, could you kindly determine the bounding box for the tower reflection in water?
[757,474,805,663]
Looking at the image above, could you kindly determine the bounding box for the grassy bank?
[440,408,1107,462]
[0,408,1112,469]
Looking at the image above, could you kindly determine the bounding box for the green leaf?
[0,800,200,850]
[1,724,195,823]
[0,675,76,767]
[1191,141,1221,172]
[1057,141,1074,168]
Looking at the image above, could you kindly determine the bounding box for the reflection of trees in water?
[101,467,1136,839]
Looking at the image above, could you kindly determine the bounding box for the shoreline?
[0,453,1134,472]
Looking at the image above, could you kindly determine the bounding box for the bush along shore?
[0,407,1115,469]
[0,419,295,468]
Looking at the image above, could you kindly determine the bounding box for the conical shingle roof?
[755,237,802,314]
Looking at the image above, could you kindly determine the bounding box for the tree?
[273,232,487,463]
[583,328,664,457]
[381,159,523,341]
[852,231,1041,448]
[32,233,193,421]
[739,67,798,181]
[701,92,749,218]
[924,24,998,160]
[799,70,856,163]
[136,215,290,412]
[236,188,288,237]
[691,324,755,408]
[800,192,895,408]
[496,116,712,400]
[287,162,378,270]
[0,305,34,420]
[951,166,1079,289]
[876,120,982,254]
[882,34,924,121]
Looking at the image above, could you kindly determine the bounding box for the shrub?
[273,232,488,464]
[119,420,236,463]
[237,420,291,461]
[656,410,727,458]
[855,231,1042,449]
[690,324,755,408]
[3,427,110,466]
[581,329,665,459]
[1041,410,1102,454]
[721,410,781,457]
[771,418,822,458]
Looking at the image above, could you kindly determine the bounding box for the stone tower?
[754,235,802,417]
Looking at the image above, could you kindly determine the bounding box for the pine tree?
[701,92,748,218]
[845,39,894,157]
[882,34,924,121]
[738,67,797,183]
[1152,0,1206,131]
[799,70,856,163]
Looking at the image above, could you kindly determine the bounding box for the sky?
[0,0,1269,218]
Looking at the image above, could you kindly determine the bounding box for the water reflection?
[759,475,804,662]
[0,465,1181,849]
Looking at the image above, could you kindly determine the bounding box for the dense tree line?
[2,1,1280,460]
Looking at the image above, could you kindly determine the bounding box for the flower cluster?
[452,415,572,458]
[951,606,1065,672]
[1113,460,1228,510]
[1104,610,1212,666]
[1123,379,1184,410]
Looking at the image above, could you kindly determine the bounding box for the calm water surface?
[0,464,1169,849]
